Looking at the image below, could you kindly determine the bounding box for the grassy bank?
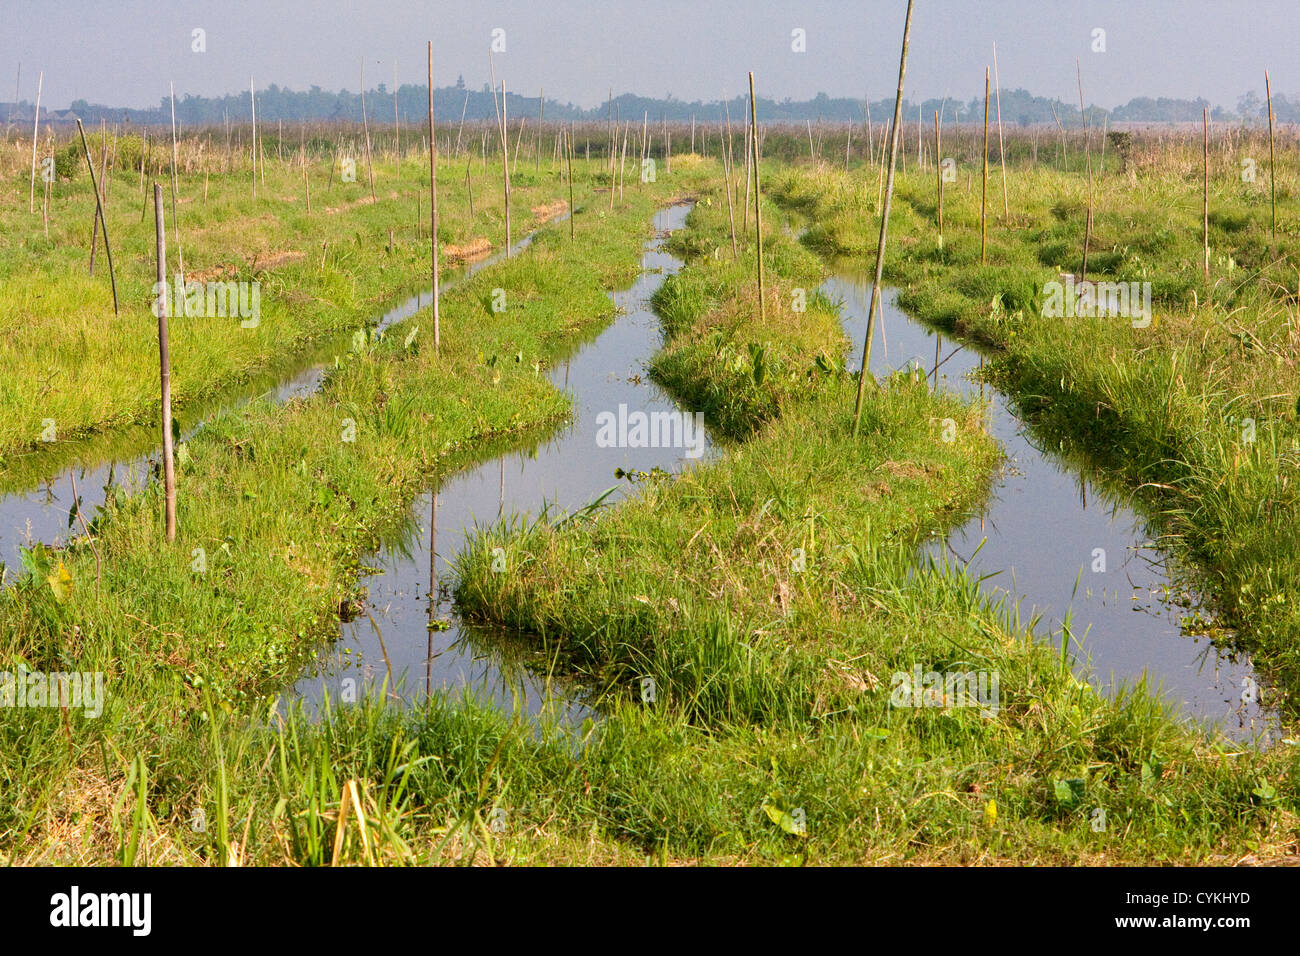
[0,153,706,863]
[446,187,1300,864]
[769,150,1300,718]
[0,138,579,470]
[5,154,1297,867]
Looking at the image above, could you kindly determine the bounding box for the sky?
[2,0,1297,113]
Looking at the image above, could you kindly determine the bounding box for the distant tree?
[1238,90,1264,123]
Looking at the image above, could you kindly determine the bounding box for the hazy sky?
[4,0,1297,112]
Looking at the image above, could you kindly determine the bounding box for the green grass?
[0,137,582,468]
[768,145,1300,720]
[3,144,1298,867]
[0,149,711,864]
[445,184,1300,864]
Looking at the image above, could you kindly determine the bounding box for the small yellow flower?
[984,799,997,827]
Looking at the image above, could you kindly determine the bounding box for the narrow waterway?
[292,203,709,720]
[829,270,1278,745]
[0,215,567,583]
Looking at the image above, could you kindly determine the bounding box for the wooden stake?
[153,183,176,543]
[851,0,914,436]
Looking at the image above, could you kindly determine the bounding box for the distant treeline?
[4,80,1297,129]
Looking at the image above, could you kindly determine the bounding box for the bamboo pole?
[512,116,525,177]
[1266,70,1277,240]
[749,72,764,322]
[153,183,176,543]
[866,96,874,165]
[981,67,989,264]
[1204,106,1210,282]
[454,89,468,157]
[28,71,41,213]
[502,80,511,253]
[89,137,107,275]
[935,110,943,241]
[851,0,914,436]
[1078,58,1093,280]
[76,119,118,314]
[361,60,376,201]
[428,41,440,353]
[169,82,184,286]
[619,121,628,200]
[993,42,1008,219]
[722,95,738,259]
[640,110,648,191]
[250,76,257,201]
[566,127,575,239]
[742,114,752,232]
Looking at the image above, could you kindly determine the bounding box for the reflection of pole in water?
[564,358,570,390]
[427,490,437,697]
[932,332,942,387]
[499,457,505,515]
[1079,472,1087,511]
[874,285,887,363]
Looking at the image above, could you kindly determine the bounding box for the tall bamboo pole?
[1266,70,1277,239]
[28,71,41,213]
[566,128,575,239]
[153,183,176,543]
[361,60,376,201]
[722,94,738,259]
[851,0,915,436]
[250,76,257,201]
[502,80,511,253]
[1204,106,1210,282]
[428,41,440,353]
[993,42,1008,219]
[169,82,184,287]
[1078,58,1093,280]
[935,110,943,241]
[981,67,989,264]
[749,72,765,322]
